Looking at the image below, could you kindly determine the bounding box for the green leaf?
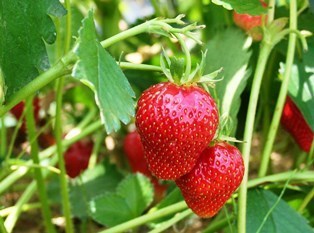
[212,0,267,15]
[47,160,124,219]
[0,0,66,100]
[69,160,124,219]
[204,28,252,135]
[279,58,314,131]
[90,193,133,227]
[72,11,135,134]
[247,189,313,233]
[117,173,154,217]
[89,173,153,227]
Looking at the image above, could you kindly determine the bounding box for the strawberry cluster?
[135,81,244,218]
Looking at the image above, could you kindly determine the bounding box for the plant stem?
[64,0,72,54]
[174,33,192,83]
[0,216,8,233]
[55,1,74,229]
[88,130,105,169]
[203,215,235,233]
[0,117,6,157]
[4,178,40,232]
[55,76,74,233]
[298,187,314,213]
[0,203,41,217]
[247,170,314,188]
[99,201,188,233]
[237,43,272,233]
[258,0,297,177]
[0,52,76,117]
[25,96,57,233]
[148,209,193,233]
[267,0,276,24]
[119,62,162,72]
[100,20,152,48]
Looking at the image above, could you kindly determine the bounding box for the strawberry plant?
[0,0,314,233]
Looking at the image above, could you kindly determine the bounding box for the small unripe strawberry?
[176,142,244,218]
[136,82,219,180]
[281,96,314,152]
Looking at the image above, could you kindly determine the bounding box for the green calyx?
[160,49,223,87]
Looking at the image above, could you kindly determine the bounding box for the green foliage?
[204,28,252,135]
[0,0,66,100]
[70,160,124,219]
[72,11,135,134]
[47,160,124,219]
[89,173,154,227]
[212,0,267,15]
[246,189,313,233]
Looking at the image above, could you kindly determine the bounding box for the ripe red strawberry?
[123,131,151,176]
[64,141,93,178]
[175,142,244,218]
[123,131,168,200]
[10,97,40,132]
[233,1,267,41]
[281,96,314,152]
[135,82,219,180]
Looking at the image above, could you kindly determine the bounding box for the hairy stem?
[25,96,57,233]
[258,0,297,177]
[0,216,8,233]
[148,209,193,233]
[0,51,76,117]
[298,187,314,213]
[99,201,188,233]
[237,43,272,233]
[0,117,6,158]
[55,77,74,233]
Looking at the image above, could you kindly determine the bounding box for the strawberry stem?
[24,95,57,233]
[148,209,193,233]
[258,0,298,178]
[99,201,188,233]
[174,33,192,84]
[55,76,74,233]
[237,43,272,233]
[0,216,7,233]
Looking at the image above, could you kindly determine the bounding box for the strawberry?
[64,141,93,178]
[123,131,151,176]
[135,82,219,180]
[233,1,267,41]
[281,96,314,152]
[10,97,40,132]
[123,130,168,200]
[175,142,244,218]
